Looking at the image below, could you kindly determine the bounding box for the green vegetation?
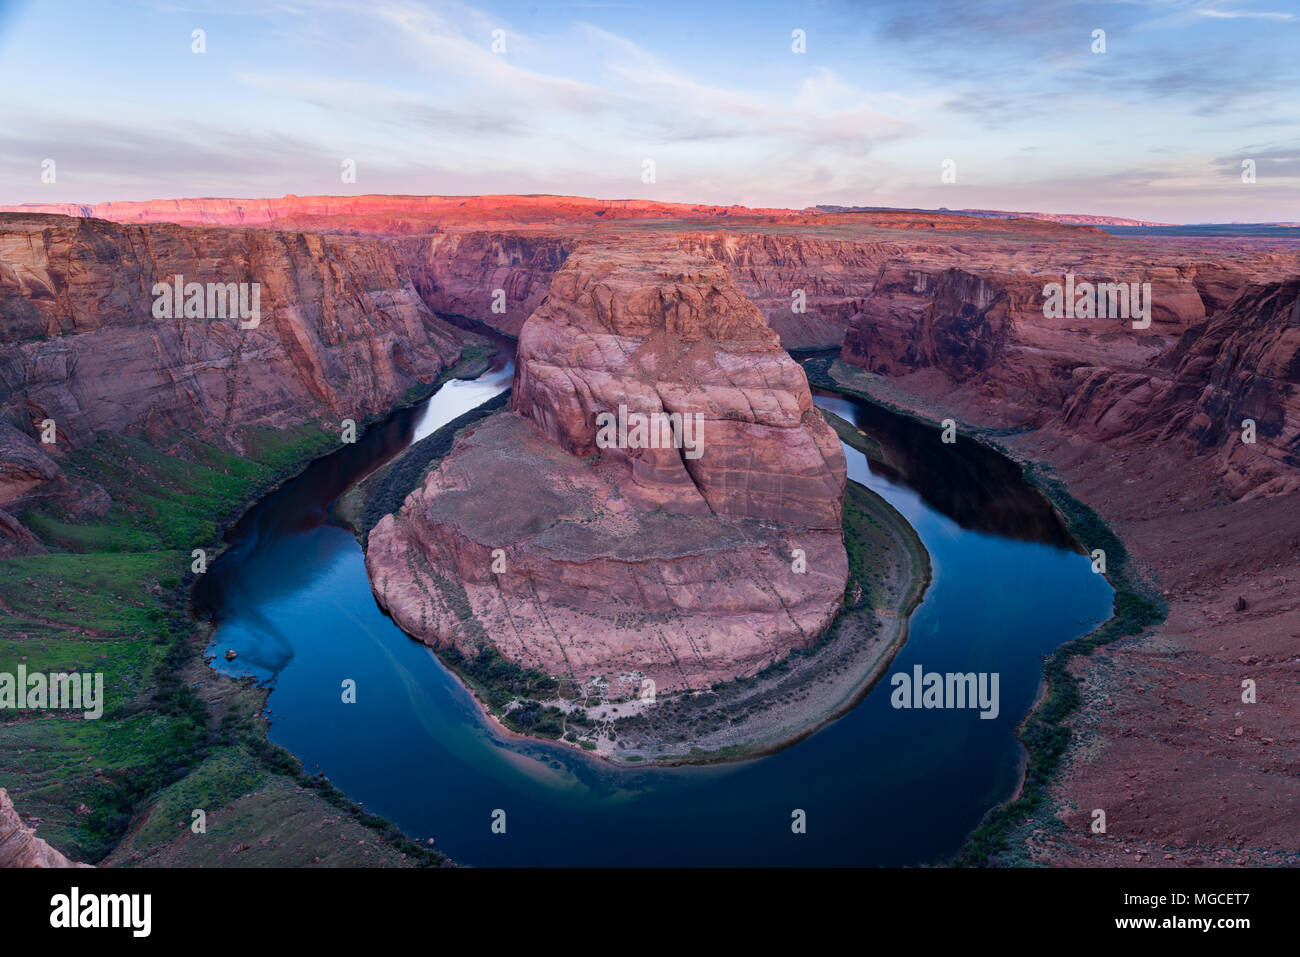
[842,474,930,618]
[1,417,447,866]
[956,470,1165,866]
[820,407,886,463]
[439,643,560,717]
[499,699,566,738]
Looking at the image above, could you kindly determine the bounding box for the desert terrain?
[1,195,1296,866]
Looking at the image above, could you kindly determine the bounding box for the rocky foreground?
[0,788,88,867]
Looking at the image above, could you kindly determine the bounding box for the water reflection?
[814,392,1076,549]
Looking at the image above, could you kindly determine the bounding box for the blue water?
[195,361,1114,866]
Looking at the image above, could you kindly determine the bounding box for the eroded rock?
[0,789,90,868]
[367,243,848,691]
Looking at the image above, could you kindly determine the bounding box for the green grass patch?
[0,415,447,864]
[124,746,270,849]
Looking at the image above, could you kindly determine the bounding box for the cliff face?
[0,788,89,868]
[840,260,1237,398]
[680,226,1280,359]
[0,213,471,549]
[678,233,890,351]
[834,255,1300,497]
[0,193,800,229]
[398,232,569,337]
[5,198,1297,520]
[366,243,848,692]
[510,243,846,527]
[1062,279,1300,498]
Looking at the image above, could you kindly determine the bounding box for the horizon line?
[8,191,1289,228]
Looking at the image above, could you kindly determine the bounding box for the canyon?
[1,194,1297,867]
[0,212,478,555]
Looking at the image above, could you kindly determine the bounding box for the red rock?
[0,212,475,518]
[367,243,847,692]
[0,789,89,868]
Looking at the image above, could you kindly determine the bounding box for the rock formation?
[3,194,1299,865]
[1061,278,1300,498]
[366,243,848,691]
[398,232,568,336]
[0,789,89,868]
[0,193,799,230]
[0,212,473,549]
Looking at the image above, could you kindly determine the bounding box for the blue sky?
[1,0,1297,221]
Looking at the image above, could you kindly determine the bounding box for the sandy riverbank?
[423,471,931,769]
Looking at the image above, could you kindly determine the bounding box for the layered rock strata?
[0,213,471,548]
[366,244,848,691]
[0,789,88,868]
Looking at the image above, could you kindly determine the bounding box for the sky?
[0,0,1297,222]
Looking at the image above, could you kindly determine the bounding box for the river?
[191,349,1114,866]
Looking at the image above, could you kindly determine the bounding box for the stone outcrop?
[366,243,848,691]
[678,233,888,350]
[0,789,89,868]
[1061,279,1300,498]
[0,213,473,547]
[0,214,468,449]
[398,232,569,337]
[510,243,845,527]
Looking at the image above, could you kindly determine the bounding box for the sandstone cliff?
[0,213,472,548]
[834,254,1299,497]
[678,232,888,350]
[398,232,568,337]
[510,243,846,527]
[0,788,89,868]
[1061,278,1300,498]
[0,193,800,230]
[366,243,848,692]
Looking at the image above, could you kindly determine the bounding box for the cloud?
[235,72,531,136]
[577,24,913,154]
[1210,143,1300,177]
[363,0,613,114]
[1194,7,1296,20]
[0,112,329,183]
